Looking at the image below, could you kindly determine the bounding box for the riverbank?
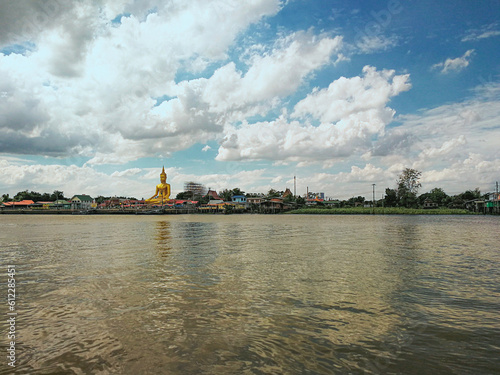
[0,207,486,215]
[286,207,477,215]
[0,208,196,215]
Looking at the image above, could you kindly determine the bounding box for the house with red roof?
[206,189,221,200]
[1,200,35,208]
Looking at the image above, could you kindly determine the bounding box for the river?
[1,214,499,374]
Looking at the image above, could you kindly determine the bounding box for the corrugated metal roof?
[2,200,35,206]
[71,195,93,201]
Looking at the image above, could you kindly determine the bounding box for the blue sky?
[1,0,499,200]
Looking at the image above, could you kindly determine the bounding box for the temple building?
[206,189,222,200]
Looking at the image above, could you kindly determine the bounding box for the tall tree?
[295,196,305,206]
[14,190,42,202]
[428,187,449,206]
[199,194,210,204]
[461,188,481,201]
[267,189,282,198]
[384,188,398,207]
[231,188,245,196]
[175,191,193,200]
[396,168,422,208]
[219,189,233,201]
[40,192,51,201]
[50,190,66,201]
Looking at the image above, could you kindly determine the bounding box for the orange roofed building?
[206,189,222,200]
[1,200,35,208]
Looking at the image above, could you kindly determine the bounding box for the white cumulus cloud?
[216,66,410,163]
[0,0,284,162]
[431,49,475,74]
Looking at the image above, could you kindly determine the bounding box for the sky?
[1,0,499,201]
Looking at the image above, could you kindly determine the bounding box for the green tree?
[50,190,67,201]
[295,196,305,207]
[419,187,449,207]
[176,191,193,199]
[461,188,481,201]
[14,190,43,202]
[95,196,110,204]
[40,192,51,201]
[13,190,28,201]
[345,196,365,207]
[231,188,245,197]
[447,188,481,209]
[267,189,282,198]
[1,194,11,202]
[199,194,210,204]
[219,189,232,201]
[428,187,448,206]
[384,188,398,207]
[218,188,246,201]
[396,168,422,208]
[224,204,234,214]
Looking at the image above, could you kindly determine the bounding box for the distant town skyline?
[1,0,499,200]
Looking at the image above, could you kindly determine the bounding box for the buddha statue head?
[160,166,167,183]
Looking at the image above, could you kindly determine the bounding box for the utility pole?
[372,184,376,213]
[494,181,499,214]
[294,176,296,197]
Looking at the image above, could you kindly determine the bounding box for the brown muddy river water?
[1,214,499,374]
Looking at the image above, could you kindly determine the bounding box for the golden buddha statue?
[146,166,171,205]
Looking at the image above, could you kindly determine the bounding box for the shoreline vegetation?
[0,207,481,215]
[1,167,497,216]
[2,168,498,216]
[287,207,476,215]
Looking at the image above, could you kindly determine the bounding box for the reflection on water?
[1,215,499,374]
[156,221,172,257]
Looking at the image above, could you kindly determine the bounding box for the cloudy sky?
[1,0,499,200]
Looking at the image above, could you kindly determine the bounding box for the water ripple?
[0,214,499,374]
